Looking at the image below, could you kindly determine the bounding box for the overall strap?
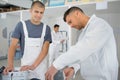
[21,21,29,38]
[41,24,47,39]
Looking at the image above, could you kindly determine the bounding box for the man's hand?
[3,66,14,75]
[64,67,74,80]
[20,65,30,71]
[45,65,58,80]
[28,64,36,70]
[60,39,65,43]
[20,64,37,71]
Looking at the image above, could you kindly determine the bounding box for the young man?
[3,1,52,80]
[49,24,64,67]
[45,6,119,80]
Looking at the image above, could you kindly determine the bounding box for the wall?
[0,12,20,58]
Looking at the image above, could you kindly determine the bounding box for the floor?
[0,59,120,80]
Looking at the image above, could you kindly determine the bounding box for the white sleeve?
[53,21,112,70]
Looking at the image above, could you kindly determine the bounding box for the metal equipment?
[2,70,29,80]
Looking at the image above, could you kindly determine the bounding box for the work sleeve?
[44,25,52,43]
[53,21,112,70]
[12,22,22,39]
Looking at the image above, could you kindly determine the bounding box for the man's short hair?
[63,6,84,22]
[31,1,45,8]
[54,24,60,28]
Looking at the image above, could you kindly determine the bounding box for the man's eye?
[68,21,71,24]
[40,12,43,14]
[35,11,39,13]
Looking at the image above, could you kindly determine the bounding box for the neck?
[30,19,41,25]
[83,16,90,28]
[53,30,58,33]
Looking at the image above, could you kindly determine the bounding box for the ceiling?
[0,0,32,12]
[0,0,15,8]
[0,0,49,13]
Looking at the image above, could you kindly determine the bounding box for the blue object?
[49,0,65,6]
[14,51,22,60]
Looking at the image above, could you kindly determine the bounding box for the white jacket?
[51,31,63,46]
[53,15,119,80]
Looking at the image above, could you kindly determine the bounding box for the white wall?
[0,12,20,57]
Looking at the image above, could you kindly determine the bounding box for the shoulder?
[15,20,29,31]
[15,21,23,30]
[17,21,23,26]
[46,25,51,29]
[43,23,51,31]
[89,15,112,32]
[17,20,29,27]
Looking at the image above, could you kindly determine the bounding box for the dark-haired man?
[49,24,64,67]
[45,6,118,80]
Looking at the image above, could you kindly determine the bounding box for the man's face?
[66,11,82,30]
[30,5,45,23]
[54,27,59,32]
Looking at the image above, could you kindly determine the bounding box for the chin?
[34,20,40,22]
[34,18,40,21]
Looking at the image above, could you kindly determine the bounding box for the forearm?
[7,45,16,67]
[33,50,48,67]
[32,41,50,68]
[7,38,19,67]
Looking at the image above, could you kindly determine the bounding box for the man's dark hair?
[63,6,84,22]
[31,1,45,8]
[54,24,60,28]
